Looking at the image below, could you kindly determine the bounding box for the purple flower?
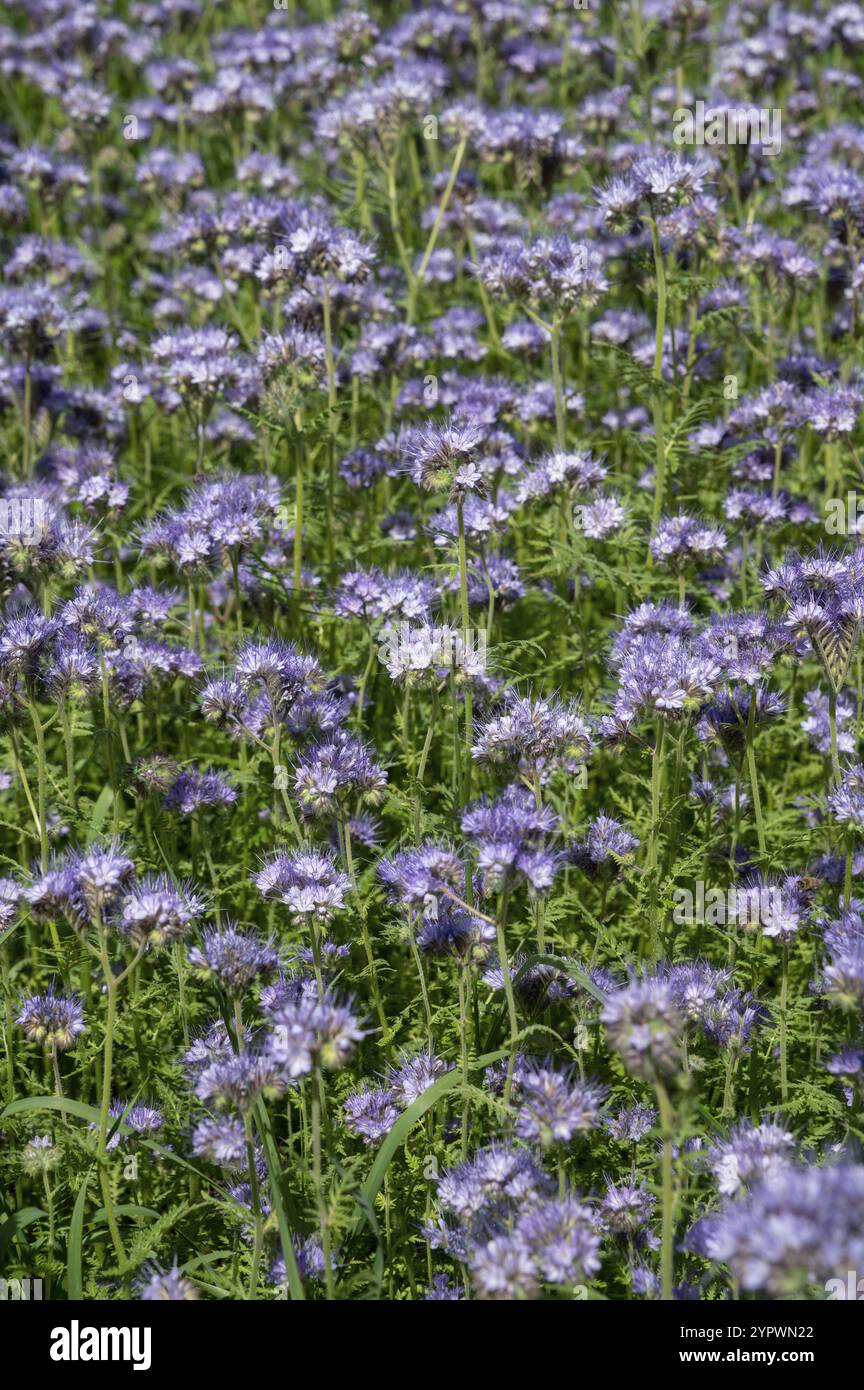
[462,783,561,895]
[377,840,464,913]
[100,1099,165,1151]
[696,1163,864,1295]
[601,978,683,1079]
[255,849,349,924]
[570,815,640,875]
[138,1263,198,1301]
[343,1087,400,1145]
[75,841,134,908]
[163,768,237,815]
[514,1062,607,1148]
[650,512,727,571]
[385,1050,453,1107]
[605,1103,658,1143]
[606,629,723,733]
[475,234,608,317]
[293,733,387,818]
[416,907,496,962]
[270,1236,339,1287]
[829,762,864,833]
[597,150,711,227]
[18,983,84,1051]
[472,694,593,778]
[188,924,279,996]
[601,1181,655,1234]
[424,1274,463,1300]
[191,1115,248,1169]
[707,1121,796,1197]
[265,989,367,1078]
[120,875,206,948]
[763,547,864,691]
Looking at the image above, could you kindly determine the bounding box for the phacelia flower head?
[293,733,387,818]
[601,977,683,1079]
[472,694,593,779]
[18,983,85,1051]
[343,1086,400,1145]
[138,1263,199,1302]
[255,849,349,924]
[707,1120,796,1197]
[120,875,207,949]
[462,783,562,895]
[695,1163,864,1296]
[514,1062,607,1149]
[188,923,279,997]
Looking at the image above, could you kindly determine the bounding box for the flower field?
[2,0,864,1305]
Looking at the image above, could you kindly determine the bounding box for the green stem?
[231,548,244,644]
[234,1000,263,1299]
[407,908,433,1047]
[341,816,386,1031]
[550,317,566,453]
[458,964,470,1157]
[722,1051,738,1120]
[779,940,789,1104]
[456,500,474,805]
[174,942,190,1049]
[496,890,518,1105]
[61,705,75,809]
[648,718,666,960]
[828,685,842,787]
[355,633,376,729]
[408,136,467,322]
[28,701,49,871]
[654,1080,675,1302]
[745,697,766,859]
[312,1067,335,1300]
[413,689,437,839]
[96,918,127,1265]
[648,217,668,551]
[385,155,413,281]
[293,441,304,603]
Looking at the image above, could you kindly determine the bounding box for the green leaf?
[86,784,115,844]
[0,1095,208,1180]
[0,1206,47,1261]
[351,1046,508,1238]
[483,957,607,1052]
[67,1168,92,1299]
[517,954,609,1004]
[2,1094,101,1124]
[253,1098,305,1301]
[92,1204,160,1225]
